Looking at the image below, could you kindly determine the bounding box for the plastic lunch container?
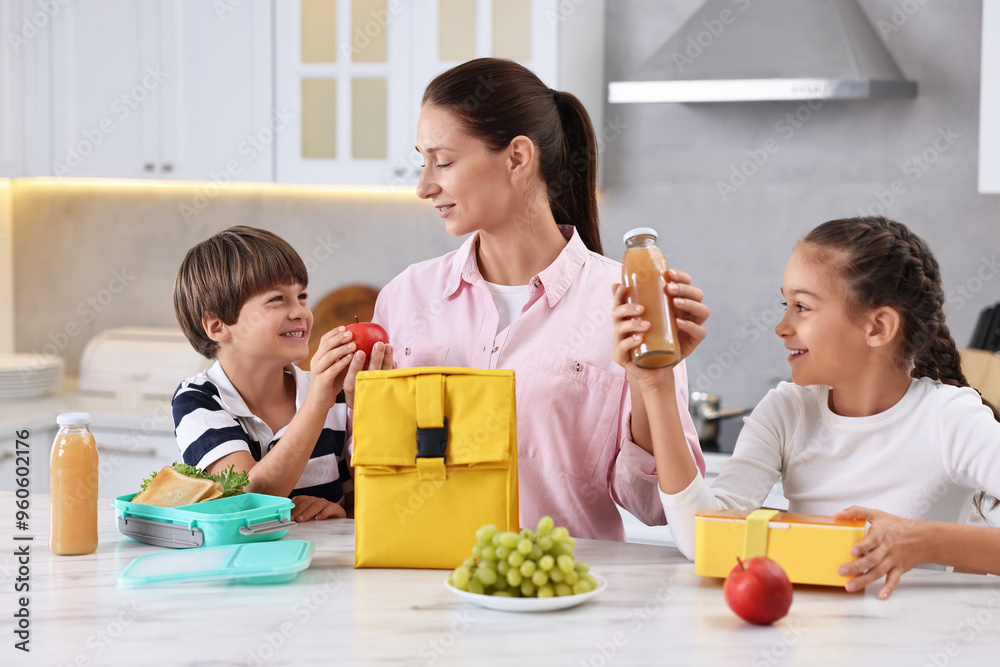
[111,492,295,548]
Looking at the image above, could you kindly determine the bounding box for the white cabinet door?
[50,0,272,181]
[0,426,55,495]
[275,0,413,185]
[404,0,559,187]
[159,0,274,182]
[410,0,558,96]
[0,1,25,177]
[276,0,602,187]
[50,1,159,179]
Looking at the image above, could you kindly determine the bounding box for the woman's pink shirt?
[373,226,705,541]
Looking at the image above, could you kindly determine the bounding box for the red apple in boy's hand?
[723,557,793,625]
[345,317,389,362]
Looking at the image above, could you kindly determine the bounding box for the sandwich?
[130,462,249,507]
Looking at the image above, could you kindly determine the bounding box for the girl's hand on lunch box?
[836,506,928,600]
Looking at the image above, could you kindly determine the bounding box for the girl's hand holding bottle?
[612,267,709,388]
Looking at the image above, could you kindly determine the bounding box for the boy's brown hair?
[174,226,309,359]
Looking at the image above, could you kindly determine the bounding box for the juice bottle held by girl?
[49,413,99,556]
[622,228,682,369]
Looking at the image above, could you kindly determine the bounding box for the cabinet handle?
[161,163,173,173]
[97,444,157,457]
[143,163,155,172]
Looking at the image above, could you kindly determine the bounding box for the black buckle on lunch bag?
[415,418,448,463]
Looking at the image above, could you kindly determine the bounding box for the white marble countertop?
[5,492,1000,666]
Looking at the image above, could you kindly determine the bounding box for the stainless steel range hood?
[608,0,917,104]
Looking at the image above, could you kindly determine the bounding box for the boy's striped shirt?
[172,361,351,503]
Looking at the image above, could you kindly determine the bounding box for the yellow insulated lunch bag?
[351,367,518,569]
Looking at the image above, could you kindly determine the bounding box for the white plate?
[444,573,607,612]
[0,354,64,371]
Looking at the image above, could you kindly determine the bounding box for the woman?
[372,58,709,541]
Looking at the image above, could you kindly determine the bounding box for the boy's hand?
[612,269,709,389]
[306,327,357,409]
[343,341,394,409]
[291,495,347,521]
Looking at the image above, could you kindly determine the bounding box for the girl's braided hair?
[802,216,1000,517]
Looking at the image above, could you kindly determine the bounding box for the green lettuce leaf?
[139,462,249,498]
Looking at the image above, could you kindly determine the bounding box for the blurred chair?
[955,349,1000,553]
[959,348,1000,407]
[302,284,380,370]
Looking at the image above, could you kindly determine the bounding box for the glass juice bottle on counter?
[49,413,99,556]
[622,227,682,369]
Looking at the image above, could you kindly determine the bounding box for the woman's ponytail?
[548,91,601,255]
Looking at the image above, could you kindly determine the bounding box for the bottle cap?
[623,227,658,244]
[57,412,92,426]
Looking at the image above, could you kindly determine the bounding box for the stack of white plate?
[0,354,65,399]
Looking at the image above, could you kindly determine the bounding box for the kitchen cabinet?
[89,424,179,499]
[0,1,25,177]
[0,422,177,497]
[274,0,414,185]
[49,0,273,181]
[0,381,181,498]
[981,0,1000,192]
[275,0,605,186]
[0,424,54,496]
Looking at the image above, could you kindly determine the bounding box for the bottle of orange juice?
[49,413,99,556]
[622,228,682,369]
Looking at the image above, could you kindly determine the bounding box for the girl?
[613,216,1000,598]
[368,58,710,541]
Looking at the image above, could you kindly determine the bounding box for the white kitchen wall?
[10,2,1000,443]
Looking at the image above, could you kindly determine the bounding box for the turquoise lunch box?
[111,492,295,548]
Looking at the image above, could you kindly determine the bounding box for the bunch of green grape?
[447,516,598,598]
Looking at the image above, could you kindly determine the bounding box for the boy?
[171,226,391,521]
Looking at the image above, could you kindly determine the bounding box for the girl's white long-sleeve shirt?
[660,378,1000,560]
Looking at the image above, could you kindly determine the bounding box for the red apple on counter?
[723,557,793,625]
[346,317,389,363]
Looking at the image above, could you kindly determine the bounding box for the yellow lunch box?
[694,508,867,586]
